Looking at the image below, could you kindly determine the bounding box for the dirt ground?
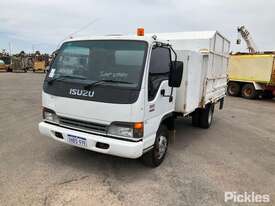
[0,73,274,206]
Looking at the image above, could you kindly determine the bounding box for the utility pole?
[8,42,12,55]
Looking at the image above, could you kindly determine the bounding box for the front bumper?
[38,122,144,159]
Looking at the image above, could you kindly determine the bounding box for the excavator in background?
[236,25,258,53]
[228,25,275,99]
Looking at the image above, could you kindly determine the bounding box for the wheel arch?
[159,112,175,131]
[228,80,265,91]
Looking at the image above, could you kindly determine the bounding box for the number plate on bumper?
[67,134,87,147]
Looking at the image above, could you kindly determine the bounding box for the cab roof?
[61,31,229,47]
[63,35,156,44]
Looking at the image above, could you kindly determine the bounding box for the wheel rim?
[157,135,167,159]
[208,107,213,125]
[244,88,252,96]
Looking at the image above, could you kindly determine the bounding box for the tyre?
[241,83,257,99]
[142,125,168,167]
[199,104,214,129]
[227,82,240,96]
[192,109,201,127]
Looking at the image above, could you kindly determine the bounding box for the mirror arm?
[153,42,177,62]
[168,45,177,62]
[169,87,174,102]
[168,46,177,102]
[153,42,177,102]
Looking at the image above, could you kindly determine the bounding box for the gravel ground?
[0,73,274,206]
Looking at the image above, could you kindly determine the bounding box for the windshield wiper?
[84,79,133,90]
[47,75,86,85]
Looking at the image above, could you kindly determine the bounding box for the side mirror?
[169,61,183,88]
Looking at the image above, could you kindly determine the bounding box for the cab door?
[143,46,175,144]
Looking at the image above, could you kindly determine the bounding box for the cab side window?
[148,47,171,101]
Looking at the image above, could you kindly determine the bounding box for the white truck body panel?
[152,31,230,114]
[174,51,203,114]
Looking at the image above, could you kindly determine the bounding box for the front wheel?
[141,125,168,167]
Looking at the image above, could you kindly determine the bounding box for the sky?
[1,0,275,54]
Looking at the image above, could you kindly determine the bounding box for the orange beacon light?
[137,28,145,36]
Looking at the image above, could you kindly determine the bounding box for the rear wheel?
[241,84,257,99]
[192,109,201,127]
[142,125,168,167]
[199,104,214,129]
[227,82,240,96]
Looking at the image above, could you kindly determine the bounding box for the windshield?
[50,40,148,89]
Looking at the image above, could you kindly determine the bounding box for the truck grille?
[59,116,108,134]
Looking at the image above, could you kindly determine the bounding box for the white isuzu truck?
[39,29,230,167]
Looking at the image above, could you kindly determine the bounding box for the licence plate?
[67,134,87,147]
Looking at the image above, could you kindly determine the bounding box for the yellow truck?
[228,53,275,99]
[33,60,46,72]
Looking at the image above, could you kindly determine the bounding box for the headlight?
[43,107,59,124]
[108,122,143,139]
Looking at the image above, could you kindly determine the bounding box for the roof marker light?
[137,28,145,36]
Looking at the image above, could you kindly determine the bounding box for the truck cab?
[39,33,183,167]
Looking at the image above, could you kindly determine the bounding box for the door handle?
[161,89,166,96]
[161,88,173,102]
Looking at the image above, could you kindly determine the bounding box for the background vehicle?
[228,53,275,99]
[33,57,46,72]
[228,26,275,99]
[0,53,12,72]
[39,29,230,167]
[32,51,48,73]
[11,57,28,73]
[0,60,6,72]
